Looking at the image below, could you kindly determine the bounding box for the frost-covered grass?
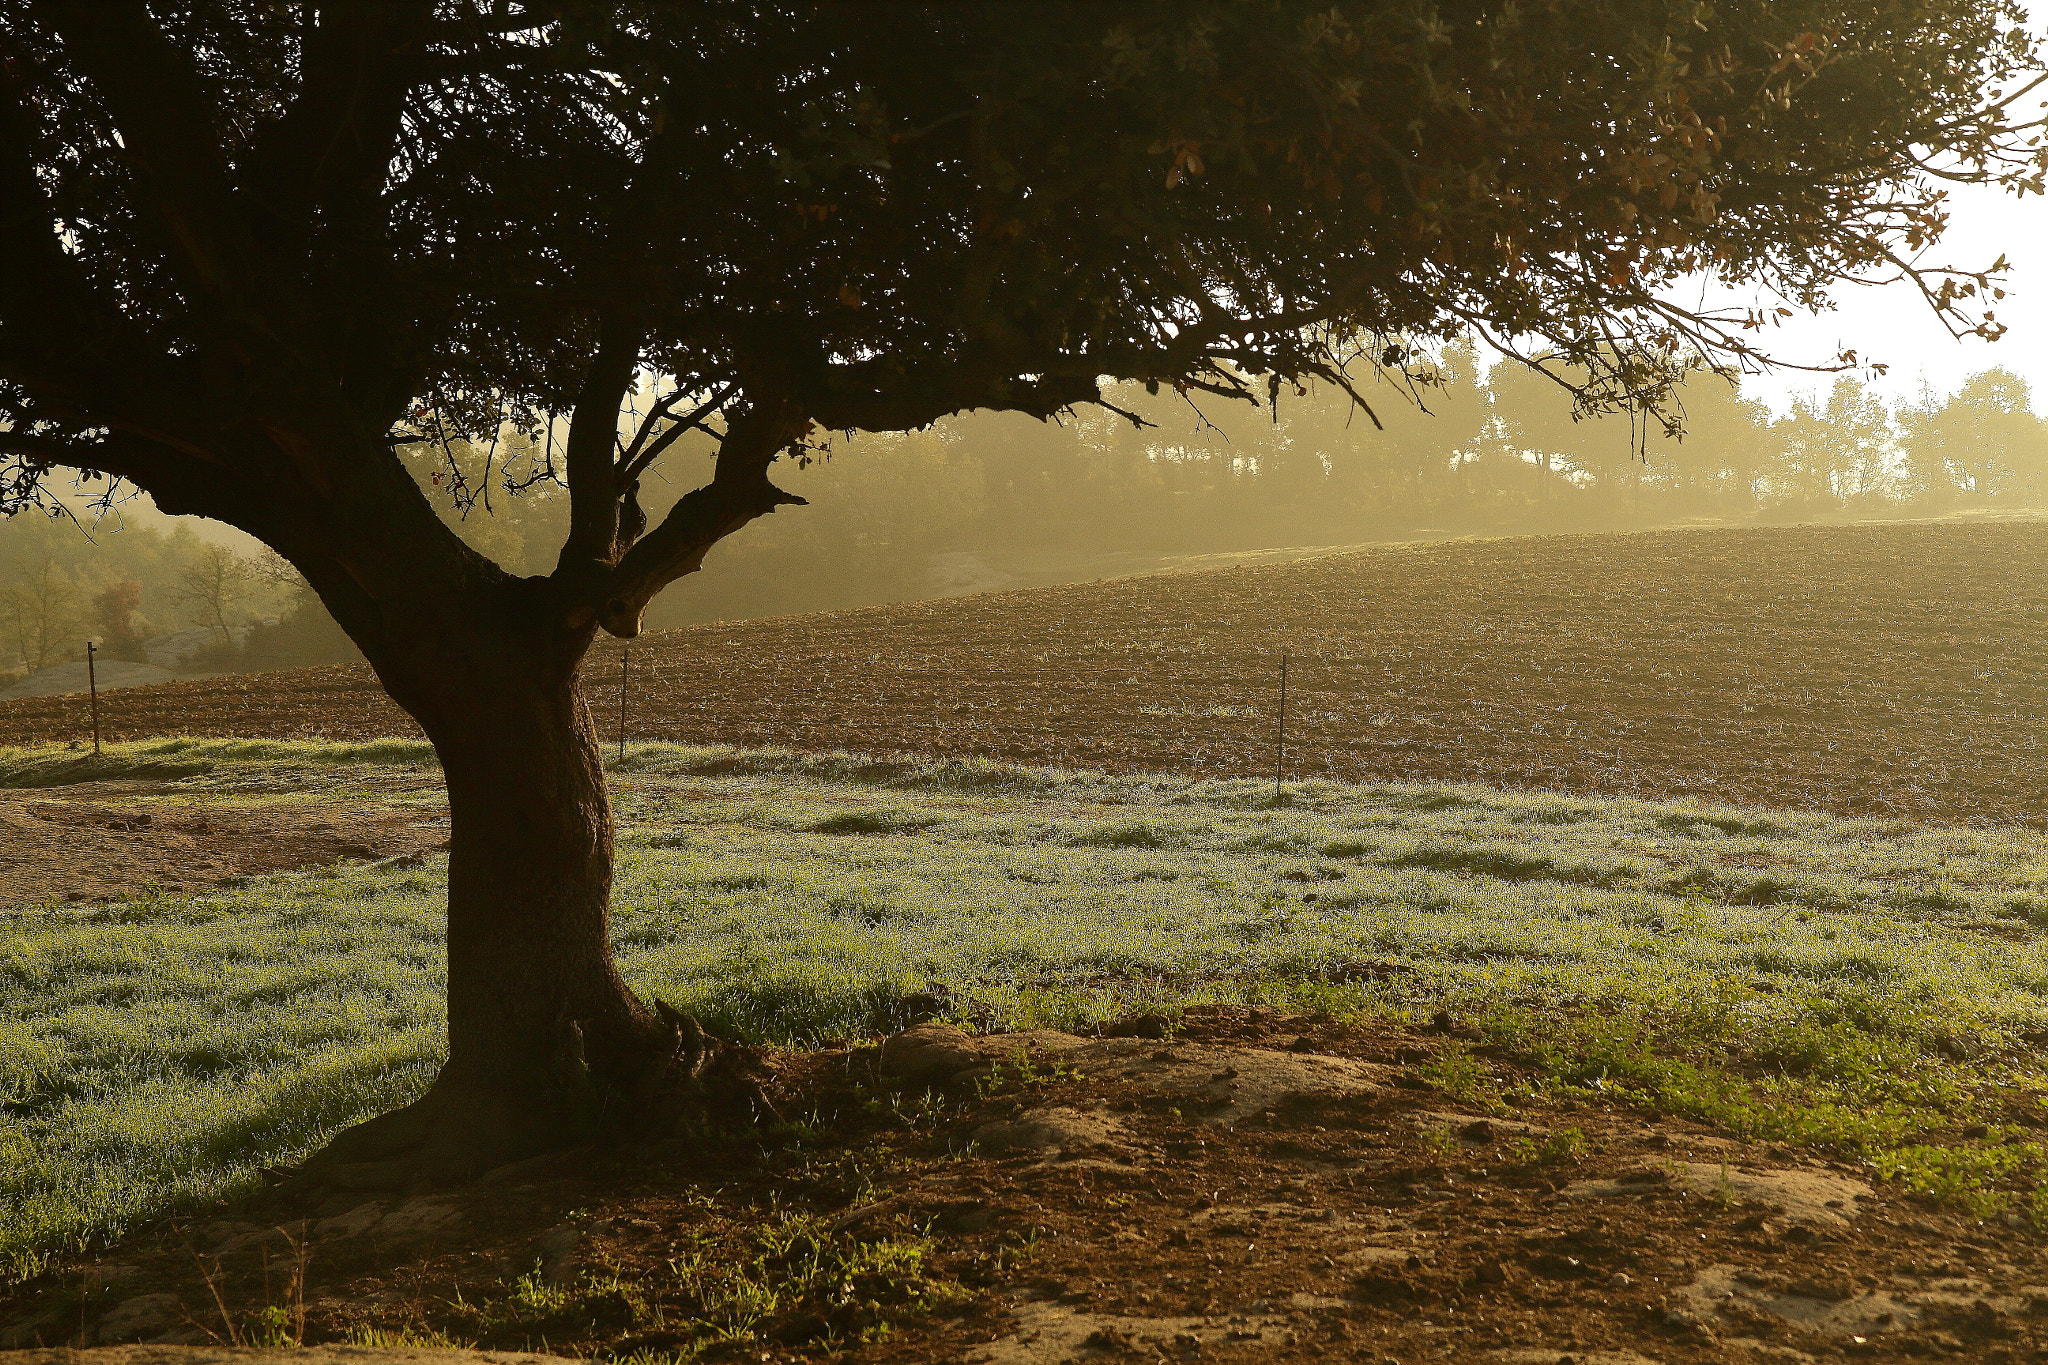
[7,739,2048,1276]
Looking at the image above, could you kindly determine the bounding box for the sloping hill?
[5,518,2043,825]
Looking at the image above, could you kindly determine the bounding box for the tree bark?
[298,584,682,1186]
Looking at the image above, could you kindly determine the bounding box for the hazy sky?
[1722,4,2045,416]
[1728,176,2048,415]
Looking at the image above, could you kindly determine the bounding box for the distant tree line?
[609,349,2048,625]
[4,350,2043,672]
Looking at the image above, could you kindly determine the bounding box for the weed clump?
[805,808,943,836]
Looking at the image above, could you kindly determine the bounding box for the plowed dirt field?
[5,518,2042,825]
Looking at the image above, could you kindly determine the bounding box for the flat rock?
[534,1224,582,1286]
[0,1311,61,1349]
[880,1025,1384,1124]
[311,1201,389,1242]
[972,1106,1135,1157]
[89,1294,185,1346]
[1073,1037,1382,1123]
[971,1299,1291,1364]
[1409,1110,1550,1141]
[371,1197,464,1246]
[1564,1162,1870,1226]
[5,1351,577,1365]
[1491,1352,1667,1365]
[1684,1267,2048,1341]
[1683,1264,1920,1338]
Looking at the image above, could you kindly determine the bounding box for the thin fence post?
[1275,647,1288,800]
[86,639,101,757]
[617,646,630,763]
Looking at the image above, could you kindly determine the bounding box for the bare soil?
[4,520,2045,825]
[6,1008,2043,1365]
[0,782,448,905]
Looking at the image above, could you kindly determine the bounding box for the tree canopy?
[4,1,2041,639]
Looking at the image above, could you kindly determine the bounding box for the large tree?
[0,1,2039,1183]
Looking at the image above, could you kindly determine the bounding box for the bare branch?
[616,380,735,487]
[1092,396,1155,430]
[579,394,810,638]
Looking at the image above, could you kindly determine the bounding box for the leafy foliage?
[0,1,2039,624]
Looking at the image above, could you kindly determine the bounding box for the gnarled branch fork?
[588,394,811,638]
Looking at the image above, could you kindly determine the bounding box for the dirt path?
[6,1008,2038,1364]
[0,781,448,905]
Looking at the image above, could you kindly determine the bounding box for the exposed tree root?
[273,1001,779,1199]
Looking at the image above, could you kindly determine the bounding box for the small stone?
[1459,1119,1497,1143]
[769,1311,831,1344]
[0,1313,59,1349]
[1608,1271,1632,1289]
[91,1293,183,1345]
[1083,1326,1138,1353]
[536,1223,582,1285]
[1962,1124,1991,1140]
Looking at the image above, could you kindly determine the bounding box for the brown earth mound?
[7,1008,2043,1364]
[3,520,2044,825]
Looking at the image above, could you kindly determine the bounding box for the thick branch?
[0,66,199,426]
[0,426,243,524]
[239,3,433,272]
[42,1,255,332]
[555,322,648,573]
[582,395,810,638]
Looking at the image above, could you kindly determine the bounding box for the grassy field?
[8,739,2048,1281]
[9,518,2048,825]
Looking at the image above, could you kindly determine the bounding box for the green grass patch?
[0,737,439,789]
[8,739,2048,1276]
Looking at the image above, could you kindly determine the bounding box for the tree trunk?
[300,596,683,1186]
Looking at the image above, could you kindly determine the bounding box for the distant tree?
[92,579,150,662]
[1651,376,1778,514]
[1894,369,2048,507]
[0,529,83,673]
[1,2,2039,1184]
[1355,339,1491,514]
[1895,382,1965,509]
[170,542,255,645]
[1943,370,2048,504]
[1768,377,1897,510]
[1819,378,1898,507]
[1486,357,1644,510]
